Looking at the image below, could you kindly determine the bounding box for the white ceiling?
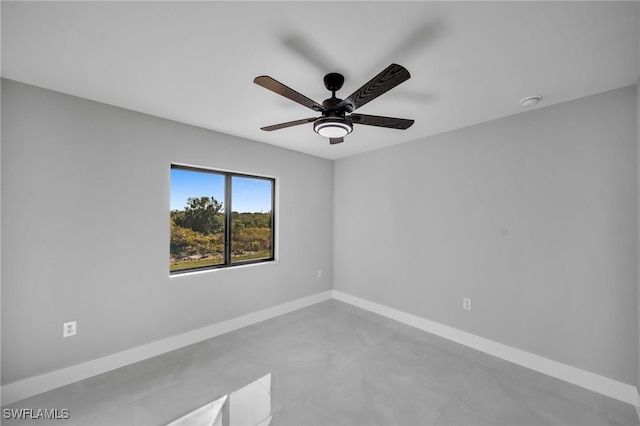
[2,1,639,160]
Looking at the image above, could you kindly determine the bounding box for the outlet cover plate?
[463,298,472,311]
[63,320,77,337]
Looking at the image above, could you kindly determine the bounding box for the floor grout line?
[431,347,481,426]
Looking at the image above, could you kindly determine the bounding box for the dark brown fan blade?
[254,76,325,112]
[350,113,414,129]
[260,117,318,131]
[329,137,344,144]
[337,64,410,113]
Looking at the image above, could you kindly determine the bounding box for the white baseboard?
[332,290,638,406]
[3,289,637,408]
[635,388,640,422]
[1,291,332,406]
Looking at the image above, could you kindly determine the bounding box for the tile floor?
[2,300,639,425]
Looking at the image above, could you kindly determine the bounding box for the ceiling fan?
[254,63,414,144]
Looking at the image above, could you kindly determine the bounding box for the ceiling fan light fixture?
[314,118,353,138]
[255,64,413,143]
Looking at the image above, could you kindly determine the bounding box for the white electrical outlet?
[462,298,472,311]
[63,320,77,337]
[317,269,323,279]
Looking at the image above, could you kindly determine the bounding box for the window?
[170,165,275,274]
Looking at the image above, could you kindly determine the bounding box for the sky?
[170,168,273,213]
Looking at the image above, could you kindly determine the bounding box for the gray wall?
[2,78,638,388]
[1,79,333,385]
[334,86,638,385]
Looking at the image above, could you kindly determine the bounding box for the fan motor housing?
[322,96,343,111]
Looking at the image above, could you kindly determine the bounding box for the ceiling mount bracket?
[323,73,345,95]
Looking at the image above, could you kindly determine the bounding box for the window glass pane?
[170,168,225,272]
[230,176,273,263]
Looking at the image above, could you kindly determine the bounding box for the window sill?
[169,259,279,279]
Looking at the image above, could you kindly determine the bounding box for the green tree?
[232,212,272,231]
[173,196,224,235]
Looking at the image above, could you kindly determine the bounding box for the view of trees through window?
[170,166,274,273]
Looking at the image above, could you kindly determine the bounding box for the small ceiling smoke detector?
[520,95,543,107]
